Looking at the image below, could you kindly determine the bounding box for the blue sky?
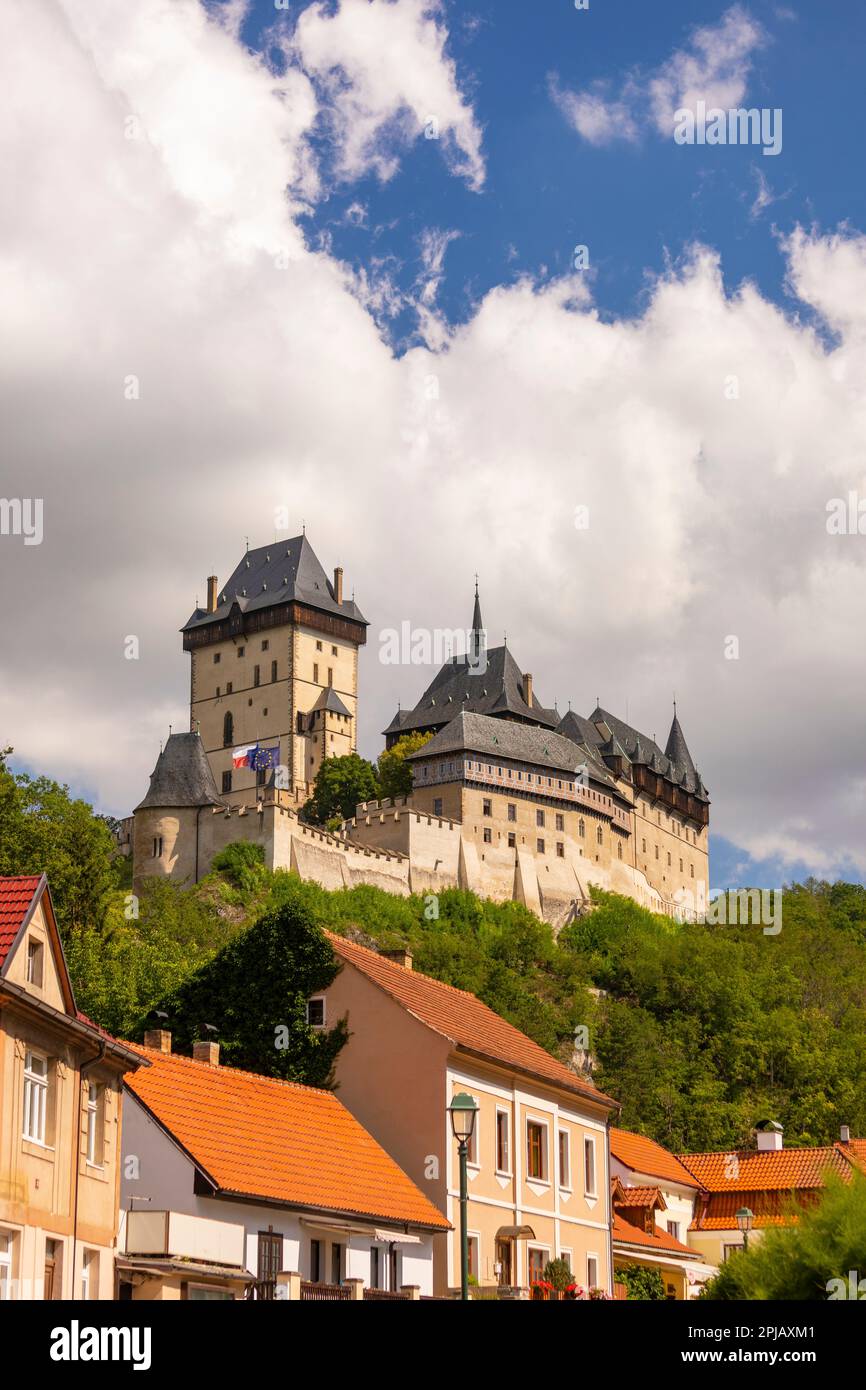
[4,0,866,894]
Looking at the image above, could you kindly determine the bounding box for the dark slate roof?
[665,713,697,779]
[589,706,708,800]
[135,733,224,811]
[182,536,367,633]
[556,710,604,748]
[407,711,617,788]
[383,644,558,738]
[311,686,352,718]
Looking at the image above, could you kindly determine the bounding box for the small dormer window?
[26,937,44,988]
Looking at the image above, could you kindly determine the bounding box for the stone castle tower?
[182,534,367,806]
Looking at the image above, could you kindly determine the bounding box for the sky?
[1,0,865,890]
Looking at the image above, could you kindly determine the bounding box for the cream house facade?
[321,932,619,1296]
[0,875,145,1300]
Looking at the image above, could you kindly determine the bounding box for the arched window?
[223,711,234,747]
[596,824,603,845]
[578,818,585,839]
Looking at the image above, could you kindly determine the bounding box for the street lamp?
[448,1092,479,1300]
[735,1206,754,1252]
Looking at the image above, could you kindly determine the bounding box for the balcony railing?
[301,1281,351,1301]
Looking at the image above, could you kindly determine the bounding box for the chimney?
[380,947,413,971]
[523,672,533,708]
[206,575,218,613]
[755,1120,783,1152]
[333,566,343,605]
[841,1124,851,1144]
[143,1029,172,1054]
[192,1040,220,1066]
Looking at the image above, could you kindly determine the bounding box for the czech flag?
[232,744,257,769]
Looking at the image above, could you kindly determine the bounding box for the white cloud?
[291,0,485,190]
[553,4,766,149]
[2,0,866,884]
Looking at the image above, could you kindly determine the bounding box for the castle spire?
[469,578,486,671]
[664,705,697,777]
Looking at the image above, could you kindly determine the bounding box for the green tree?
[376,732,432,799]
[616,1264,666,1300]
[148,897,349,1087]
[543,1258,573,1292]
[702,1173,866,1300]
[303,753,380,825]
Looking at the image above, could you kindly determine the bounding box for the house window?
[536,809,545,828]
[483,827,492,844]
[261,639,269,651]
[330,1244,343,1285]
[313,663,319,683]
[370,1246,382,1289]
[152,836,163,858]
[0,1232,13,1301]
[467,1235,480,1282]
[80,1249,98,1300]
[507,804,516,822]
[433,798,443,817]
[85,1083,103,1165]
[26,938,44,988]
[559,1248,572,1273]
[558,1131,571,1189]
[310,1239,322,1282]
[536,838,545,854]
[496,1110,510,1173]
[584,1136,597,1196]
[258,1231,283,1288]
[482,798,492,817]
[306,997,325,1028]
[271,660,278,682]
[526,1120,547,1181]
[586,1253,599,1290]
[527,1247,546,1286]
[555,813,564,831]
[667,1220,681,1242]
[223,711,233,746]
[23,1051,48,1144]
[507,833,516,849]
[556,842,564,858]
[578,818,585,838]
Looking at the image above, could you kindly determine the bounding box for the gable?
[0,875,75,1014]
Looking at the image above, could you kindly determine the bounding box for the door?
[257,1232,283,1299]
[330,1243,343,1286]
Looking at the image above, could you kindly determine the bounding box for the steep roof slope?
[610,1127,701,1189]
[134,731,224,811]
[0,874,44,969]
[125,1044,449,1230]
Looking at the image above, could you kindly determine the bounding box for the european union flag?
[251,744,280,771]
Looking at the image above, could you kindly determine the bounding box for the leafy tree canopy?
[376,732,433,800]
[302,753,380,825]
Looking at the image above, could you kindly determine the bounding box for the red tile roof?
[678,1146,850,1192]
[125,1044,449,1231]
[615,1184,667,1209]
[691,1189,821,1232]
[610,1127,701,1189]
[0,875,43,969]
[327,931,617,1109]
[612,1209,697,1258]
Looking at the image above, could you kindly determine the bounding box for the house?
[679,1121,866,1267]
[319,931,620,1296]
[118,1031,449,1300]
[0,874,146,1300]
[609,1127,714,1298]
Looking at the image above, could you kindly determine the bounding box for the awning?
[495,1225,536,1241]
[298,1216,422,1244]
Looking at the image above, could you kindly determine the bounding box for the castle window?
[555,814,564,831]
[226,682,232,694]
[316,641,322,651]
[655,845,659,860]
[596,825,603,845]
[152,836,163,858]
[507,804,516,822]
[537,838,545,854]
[216,686,221,697]
[483,828,492,844]
[642,838,646,853]
[213,652,220,664]
[271,660,278,682]
[433,798,443,817]
[483,798,492,817]
[578,819,585,839]
[261,640,269,651]
[617,842,623,860]
[508,832,516,848]
[667,852,672,866]
[327,668,333,686]
[536,810,545,828]
[556,842,564,858]
[253,665,260,687]
[256,766,266,788]
[223,711,233,746]
[679,858,683,872]
[221,771,232,795]
[237,647,244,657]
[313,663,319,683]
[331,645,337,656]
[690,864,694,878]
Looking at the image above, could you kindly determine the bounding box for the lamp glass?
[448,1092,479,1142]
[735,1207,754,1234]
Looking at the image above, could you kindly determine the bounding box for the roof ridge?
[124,1042,339,1099]
[678,1144,841,1159]
[325,929,479,1001]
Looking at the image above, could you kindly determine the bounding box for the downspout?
[71,1039,106,1298]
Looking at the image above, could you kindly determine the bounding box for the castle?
[130,536,710,925]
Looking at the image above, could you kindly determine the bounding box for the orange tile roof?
[678,1146,850,1192]
[615,1184,667,1209]
[612,1210,698,1259]
[610,1127,700,1189]
[125,1044,449,1230]
[0,875,43,969]
[839,1139,866,1174]
[691,1189,821,1232]
[326,931,617,1109]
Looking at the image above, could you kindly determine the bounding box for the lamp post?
[448,1092,479,1301]
[735,1206,754,1252]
